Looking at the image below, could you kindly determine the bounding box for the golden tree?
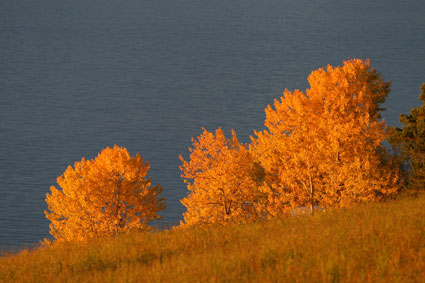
[179,128,263,226]
[45,145,165,242]
[251,59,399,216]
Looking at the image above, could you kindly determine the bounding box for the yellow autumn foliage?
[251,59,400,216]
[179,128,263,226]
[45,145,165,242]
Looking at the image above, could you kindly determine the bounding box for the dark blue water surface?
[1,0,424,249]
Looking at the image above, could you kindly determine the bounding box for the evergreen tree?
[389,84,425,190]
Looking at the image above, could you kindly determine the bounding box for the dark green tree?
[389,83,425,190]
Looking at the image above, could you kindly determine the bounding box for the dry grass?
[1,192,425,282]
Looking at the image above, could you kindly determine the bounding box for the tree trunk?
[309,175,314,215]
[115,177,122,234]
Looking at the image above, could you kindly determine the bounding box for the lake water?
[1,0,424,249]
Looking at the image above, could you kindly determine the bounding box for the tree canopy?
[45,145,165,242]
[389,83,425,190]
[251,59,399,215]
[179,128,263,226]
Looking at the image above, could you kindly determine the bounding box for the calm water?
[1,0,424,249]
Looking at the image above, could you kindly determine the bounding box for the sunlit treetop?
[45,145,165,242]
[179,128,263,226]
[251,59,399,216]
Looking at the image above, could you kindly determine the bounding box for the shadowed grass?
[1,192,425,282]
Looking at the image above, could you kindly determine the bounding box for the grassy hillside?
[1,193,425,282]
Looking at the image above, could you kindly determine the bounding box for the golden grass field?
[1,192,424,282]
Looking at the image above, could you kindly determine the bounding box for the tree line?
[44,59,425,242]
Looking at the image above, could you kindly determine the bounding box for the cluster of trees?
[45,59,424,242]
[180,58,400,225]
